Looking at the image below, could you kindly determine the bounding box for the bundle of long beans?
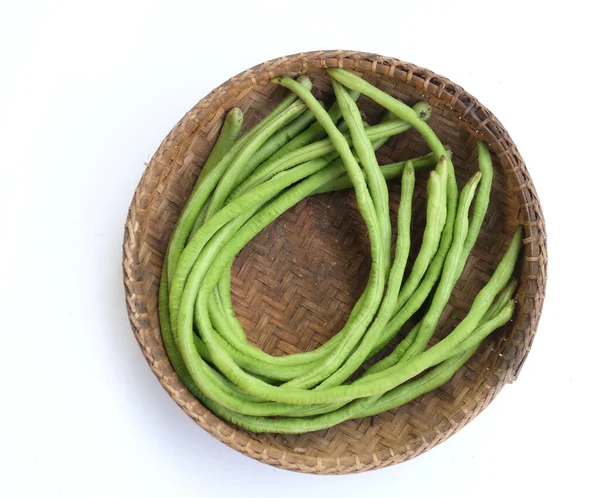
[159,69,521,434]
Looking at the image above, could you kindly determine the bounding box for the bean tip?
[515,225,523,238]
[435,156,448,177]
[297,74,313,90]
[226,107,243,122]
[412,101,432,121]
[427,170,441,197]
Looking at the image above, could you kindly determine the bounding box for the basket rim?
[122,49,547,474]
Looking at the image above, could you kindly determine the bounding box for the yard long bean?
[157,71,521,434]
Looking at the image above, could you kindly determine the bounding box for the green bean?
[204,114,392,376]
[203,100,307,220]
[316,162,417,389]
[481,279,518,323]
[193,198,353,383]
[358,348,476,417]
[176,80,396,396]
[209,154,384,379]
[159,265,200,395]
[400,170,482,362]
[312,150,441,194]
[380,224,521,369]
[426,234,520,353]
[272,86,398,390]
[218,97,357,211]
[174,74,392,398]
[461,141,493,265]
[328,69,451,166]
[201,113,430,378]
[180,208,521,410]
[209,99,320,210]
[195,297,516,432]
[204,362,265,404]
[317,166,441,389]
[170,155,341,343]
[186,96,317,239]
[358,158,451,369]
[188,340,329,417]
[167,108,242,276]
[326,69,460,357]
[188,105,318,240]
[208,277,247,344]
[386,142,494,365]
[412,101,433,121]
[200,274,312,381]
[206,114,415,376]
[166,272,515,420]
[286,159,418,392]
[321,283,516,419]
[167,192,517,424]
[268,76,387,390]
[193,302,393,417]
[159,162,345,413]
[208,170,344,368]
[358,142,489,332]
[165,88,306,286]
[367,158,458,359]
[327,230,519,406]
[332,79,391,271]
[363,321,421,376]
[182,191,380,396]
[193,108,243,187]
[158,108,243,381]
[178,165,364,404]
[393,157,448,307]
[188,134,398,380]
[197,156,348,364]
[244,106,317,172]
[229,119,413,201]
[393,142,493,372]
[358,167,482,373]
[158,71,521,434]
[356,299,516,418]
[163,248,517,425]
[254,91,359,168]
[340,161,468,376]
[367,170,482,373]
[280,132,426,386]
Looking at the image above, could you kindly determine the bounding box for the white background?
[1,1,598,496]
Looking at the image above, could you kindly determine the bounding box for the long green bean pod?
[156,71,521,434]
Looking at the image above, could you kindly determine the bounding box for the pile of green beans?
[158,69,521,433]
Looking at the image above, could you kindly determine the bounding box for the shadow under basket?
[123,50,547,474]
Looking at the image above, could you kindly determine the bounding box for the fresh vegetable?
[157,69,522,434]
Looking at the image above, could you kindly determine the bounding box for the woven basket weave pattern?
[123,51,546,474]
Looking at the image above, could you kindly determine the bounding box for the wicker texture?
[123,51,547,474]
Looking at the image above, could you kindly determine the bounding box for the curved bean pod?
[158,71,520,433]
[203,100,307,220]
[165,87,307,286]
[400,170,483,362]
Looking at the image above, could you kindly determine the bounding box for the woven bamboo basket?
[123,50,547,474]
